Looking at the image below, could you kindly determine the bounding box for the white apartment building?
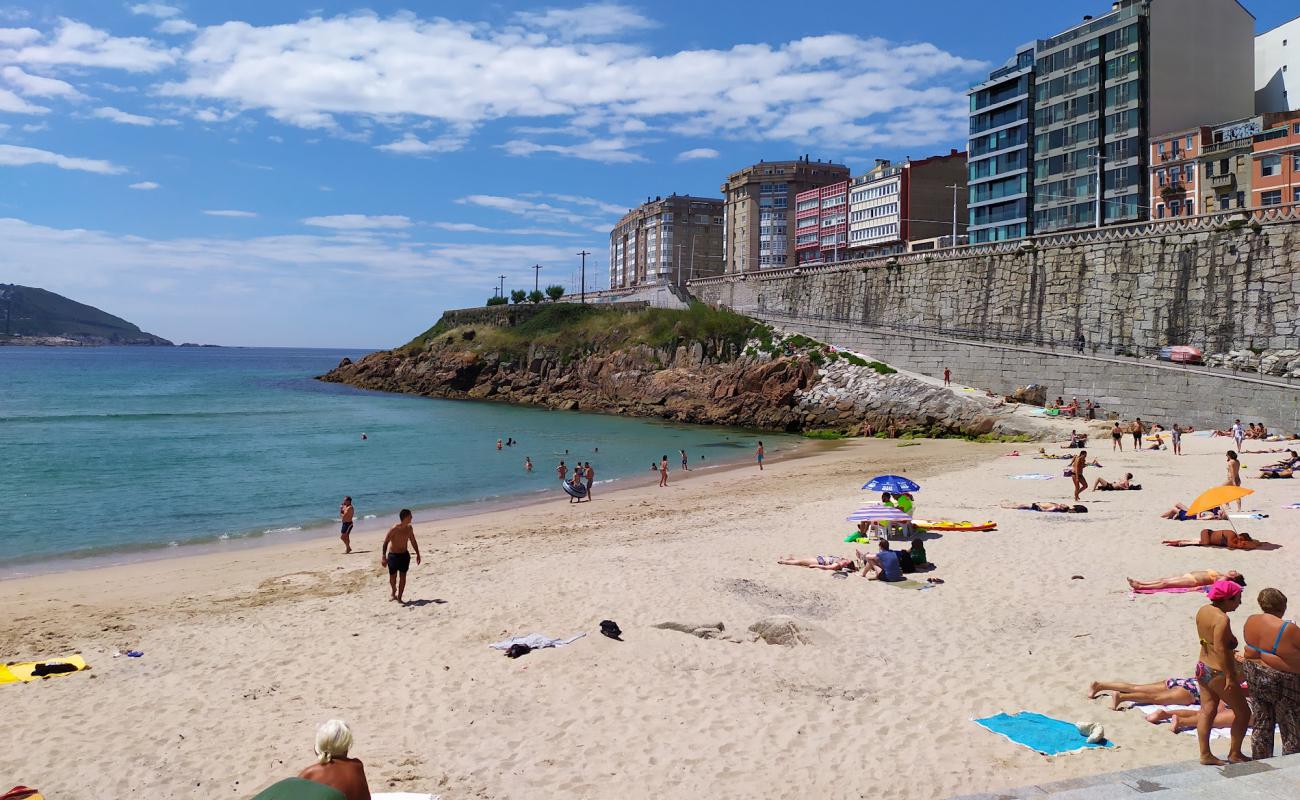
[847,161,905,257]
[1257,16,1300,113]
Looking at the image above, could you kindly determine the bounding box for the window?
[1186,135,1194,152]
[1156,203,1165,219]
[1157,141,1166,155]
[1294,188,1300,204]
[1262,190,1283,206]
[1205,161,1214,178]
[1157,169,1166,186]
[1237,191,1246,208]
[1294,155,1300,172]
[1170,200,1182,216]
[1217,194,1232,210]
[1262,155,1282,177]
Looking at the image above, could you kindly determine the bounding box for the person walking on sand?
[339,496,355,554]
[1226,451,1243,510]
[525,456,533,472]
[557,460,567,482]
[584,461,595,502]
[381,509,421,604]
[1232,419,1245,451]
[659,455,669,487]
[757,441,765,470]
[1071,449,1089,502]
[680,449,689,471]
[943,367,951,386]
[1193,579,1251,765]
[1171,425,1183,456]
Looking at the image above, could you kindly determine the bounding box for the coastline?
[0,435,824,581]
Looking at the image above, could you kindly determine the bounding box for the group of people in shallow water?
[1092,581,1300,764]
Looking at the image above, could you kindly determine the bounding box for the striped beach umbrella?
[846,504,912,523]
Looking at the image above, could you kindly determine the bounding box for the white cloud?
[0,18,175,72]
[676,147,719,161]
[375,131,467,156]
[0,27,39,46]
[128,180,160,189]
[302,214,412,230]
[513,3,657,39]
[524,192,627,216]
[92,105,177,126]
[203,209,257,217]
[0,143,123,173]
[1,65,80,97]
[501,137,646,163]
[430,222,581,237]
[128,3,181,18]
[0,87,46,113]
[160,13,984,155]
[456,193,624,228]
[156,19,198,35]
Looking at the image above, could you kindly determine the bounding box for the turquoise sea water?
[0,347,791,569]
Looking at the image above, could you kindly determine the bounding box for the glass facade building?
[967,45,1035,243]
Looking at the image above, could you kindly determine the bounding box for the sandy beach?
[2,426,1297,799]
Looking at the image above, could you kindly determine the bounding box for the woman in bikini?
[1127,570,1245,592]
[1093,473,1135,491]
[777,555,855,571]
[1087,676,1201,710]
[1226,451,1242,511]
[1111,422,1124,451]
[1193,580,1251,764]
[1162,530,1262,550]
[1160,503,1227,521]
[1241,587,1300,759]
[1000,501,1088,513]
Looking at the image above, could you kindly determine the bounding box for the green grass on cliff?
[405,302,769,360]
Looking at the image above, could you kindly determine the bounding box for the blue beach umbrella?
[846,504,912,523]
[862,475,921,494]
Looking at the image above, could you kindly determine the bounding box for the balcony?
[1208,173,1236,189]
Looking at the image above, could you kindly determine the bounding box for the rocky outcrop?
[321,334,1046,438]
[1204,348,1300,378]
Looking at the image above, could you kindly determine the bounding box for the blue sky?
[1,1,1295,347]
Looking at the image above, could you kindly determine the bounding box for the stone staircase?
[952,752,1300,799]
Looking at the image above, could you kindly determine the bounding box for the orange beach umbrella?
[1187,485,1253,517]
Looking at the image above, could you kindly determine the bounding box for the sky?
[1,1,1296,347]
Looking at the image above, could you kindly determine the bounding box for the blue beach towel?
[973,712,1114,756]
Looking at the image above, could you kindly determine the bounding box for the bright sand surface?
[2,426,1297,799]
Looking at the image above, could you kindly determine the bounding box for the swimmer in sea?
[524,456,533,472]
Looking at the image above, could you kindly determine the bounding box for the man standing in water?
[339,496,355,554]
[584,461,595,502]
[557,460,567,482]
[381,509,421,603]
[524,456,533,472]
[680,449,689,472]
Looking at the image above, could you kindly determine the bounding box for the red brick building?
[1252,111,1300,209]
[793,181,849,265]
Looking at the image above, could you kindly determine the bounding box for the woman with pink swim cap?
[1194,579,1251,765]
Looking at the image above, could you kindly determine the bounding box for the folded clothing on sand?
[973,711,1114,755]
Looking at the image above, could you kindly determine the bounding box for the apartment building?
[967,43,1036,243]
[1200,117,1261,214]
[1257,16,1300,113]
[846,151,967,259]
[1149,127,1202,219]
[793,181,849,265]
[608,194,724,290]
[720,157,849,273]
[973,0,1254,238]
[1251,111,1300,208]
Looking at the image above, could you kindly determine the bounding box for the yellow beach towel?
[0,654,89,684]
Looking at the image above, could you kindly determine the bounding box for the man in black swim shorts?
[381,509,421,603]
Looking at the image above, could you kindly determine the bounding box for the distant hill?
[0,284,173,346]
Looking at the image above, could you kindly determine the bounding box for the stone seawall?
[691,208,1300,355]
[750,311,1300,433]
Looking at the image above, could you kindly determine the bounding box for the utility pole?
[689,234,698,281]
[497,274,506,298]
[577,250,589,304]
[531,264,542,293]
[946,183,962,246]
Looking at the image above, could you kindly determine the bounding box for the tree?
[527,289,544,304]
[486,295,508,306]
[510,289,527,305]
[545,284,565,302]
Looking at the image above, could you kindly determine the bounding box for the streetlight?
[531,264,542,293]
[577,250,589,303]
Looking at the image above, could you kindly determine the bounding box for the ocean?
[0,346,791,572]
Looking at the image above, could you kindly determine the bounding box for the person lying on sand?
[1000,502,1088,513]
[1146,702,1237,734]
[298,720,371,800]
[778,555,856,571]
[1160,503,1227,521]
[1094,473,1140,491]
[1088,676,1201,710]
[1127,570,1245,592]
[1035,449,1101,465]
[1162,530,1264,550]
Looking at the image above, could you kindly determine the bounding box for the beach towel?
[973,712,1114,756]
[1285,503,1300,510]
[0,654,89,685]
[489,633,586,651]
[2,788,44,800]
[881,579,929,590]
[1228,512,1268,520]
[1132,705,1229,739]
[374,794,441,800]
[1010,473,1055,480]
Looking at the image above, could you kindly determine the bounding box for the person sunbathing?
[1094,473,1139,491]
[1000,501,1088,513]
[1163,530,1263,550]
[298,720,371,800]
[1160,503,1227,521]
[1127,570,1245,592]
[778,555,855,571]
[1088,677,1201,710]
[1147,702,1236,733]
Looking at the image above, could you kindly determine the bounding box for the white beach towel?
[1228,512,1268,520]
[374,794,440,800]
[1132,705,1228,739]
[1009,473,1055,480]
[489,632,586,651]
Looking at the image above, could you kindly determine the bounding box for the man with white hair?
[297,719,371,800]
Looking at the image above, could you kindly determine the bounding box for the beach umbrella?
[862,475,921,494]
[846,504,912,523]
[1187,485,1253,516]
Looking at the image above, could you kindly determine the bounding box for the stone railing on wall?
[690,205,1300,356]
[440,301,649,329]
